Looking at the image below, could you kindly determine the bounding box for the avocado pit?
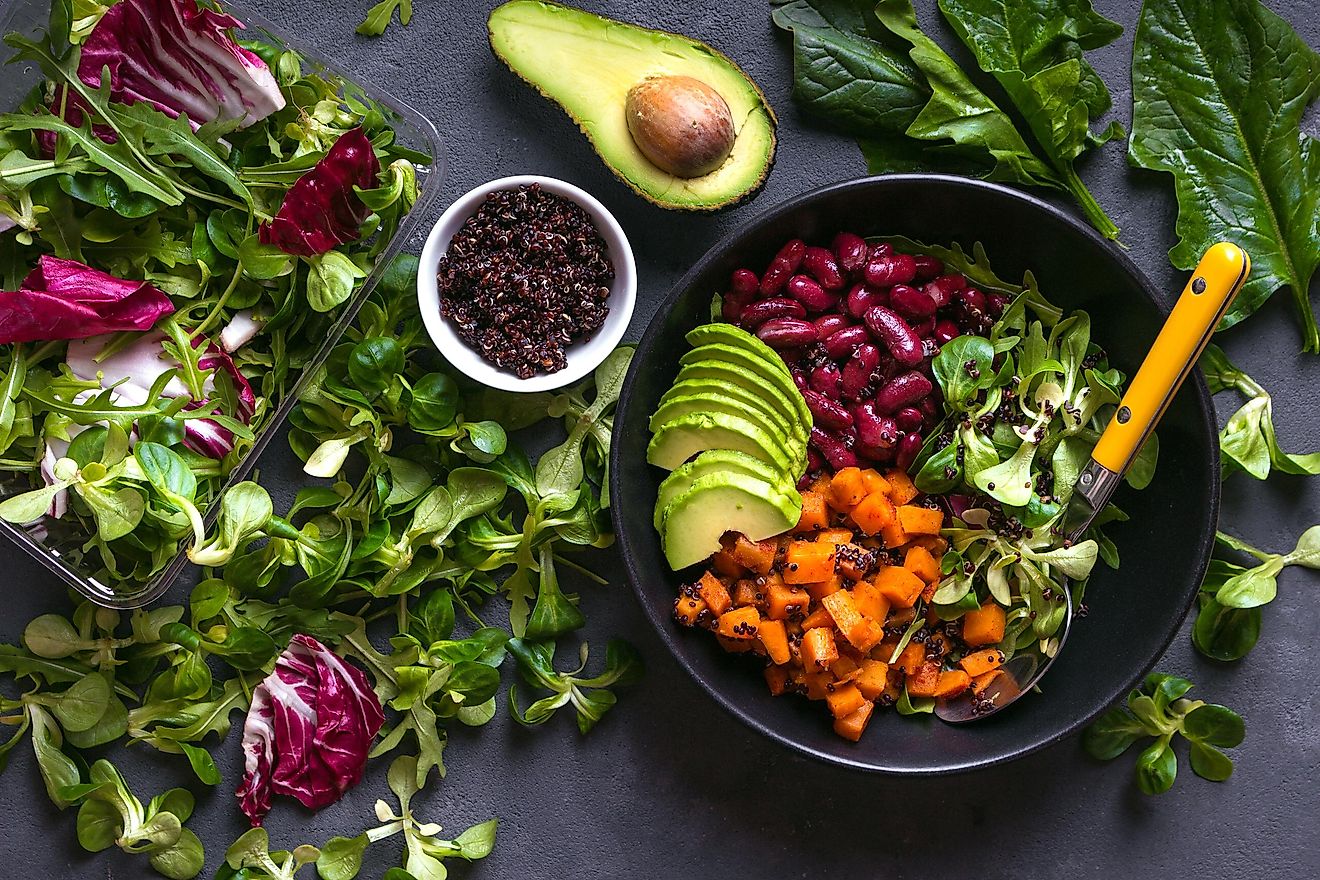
[625,75,735,179]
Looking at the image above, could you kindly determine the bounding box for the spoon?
[936,242,1250,723]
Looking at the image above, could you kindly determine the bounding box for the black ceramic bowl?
[609,175,1219,773]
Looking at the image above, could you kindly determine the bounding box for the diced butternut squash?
[826,682,866,719]
[906,661,941,697]
[932,669,971,698]
[697,572,732,616]
[849,491,896,536]
[860,469,890,496]
[716,634,756,653]
[731,579,761,608]
[962,603,1007,647]
[757,618,791,664]
[971,669,1003,694]
[880,520,908,549]
[710,546,745,578]
[731,535,776,575]
[765,581,809,621]
[855,659,890,700]
[784,541,835,584]
[834,544,872,581]
[804,575,843,600]
[904,544,941,584]
[897,642,925,676]
[873,566,926,608]
[897,504,943,536]
[764,664,789,696]
[717,606,760,640]
[793,491,829,533]
[815,527,855,546]
[851,581,892,623]
[959,647,1006,677]
[801,606,834,630]
[829,467,866,512]
[673,594,707,627]
[801,626,839,669]
[830,653,860,680]
[832,700,875,741]
[846,617,884,653]
[886,606,917,629]
[821,590,863,637]
[885,468,919,504]
[797,670,833,700]
[908,534,949,556]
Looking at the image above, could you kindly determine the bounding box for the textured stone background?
[1,0,1317,877]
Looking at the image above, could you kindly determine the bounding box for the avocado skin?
[487,0,776,212]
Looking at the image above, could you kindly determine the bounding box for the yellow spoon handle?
[1091,243,1250,476]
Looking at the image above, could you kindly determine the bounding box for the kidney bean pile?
[720,235,1008,481]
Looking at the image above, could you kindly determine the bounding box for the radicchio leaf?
[0,255,173,344]
[236,635,384,826]
[41,0,285,152]
[259,128,381,256]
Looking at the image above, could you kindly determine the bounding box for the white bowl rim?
[417,174,638,392]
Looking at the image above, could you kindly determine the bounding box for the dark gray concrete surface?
[2,0,1318,877]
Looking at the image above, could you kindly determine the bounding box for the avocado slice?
[678,343,811,429]
[660,377,801,446]
[659,471,801,570]
[653,449,789,530]
[647,411,795,474]
[685,323,791,378]
[650,392,803,460]
[673,361,807,447]
[487,0,776,211]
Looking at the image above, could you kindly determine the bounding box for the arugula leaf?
[1129,0,1320,349]
[937,0,1123,238]
[357,0,413,37]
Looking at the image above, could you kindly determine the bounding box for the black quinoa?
[437,184,613,379]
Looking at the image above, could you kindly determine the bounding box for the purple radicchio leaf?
[39,0,285,153]
[259,127,381,256]
[0,255,174,344]
[236,634,385,826]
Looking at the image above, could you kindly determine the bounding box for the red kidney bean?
[759,239,805,296]
[889,284,936,319]
[811,426,858,470]
[895,431,923,470]
[863,305,923,366]
[911,316,936,338]
[987,292,1009,316]
[912,254,944,282]
[802,388,853,431]
[895,407,923,432]
[869,242,893,260]
[813,313,850,338]
[959,286,987,311]
[797,471,815,490]
[786,273,837,312]
[739,297,805,329]
[809,363,842,397]
[934,319,961,345]
[780,347,805,368]
[832,232,869,275]
[757,317,819,348]
[918,396,940,423]
[806,446,825,473]
[791,368,808,391]
[730,268,760,296]
[804,246,846,291]
[875,370,933,413]
[841,343,880,402]
[922,273,966,308]
[823,325,869,360]
[856,441,896,464]
[863,252,917,287]
[721,290,751,322]
[846,283,885,319]
[853,401,899,449]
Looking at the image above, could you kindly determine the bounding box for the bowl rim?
[609,173,1221,775]
[417,174,638,392]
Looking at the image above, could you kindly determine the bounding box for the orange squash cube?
[904,544,942,584]
[715,634,756,653]
[805,576,843,600]
[832,699,875,741]
[793,491,829,533]
[885,468,919,504]
[815,527,856,546]
[873,566,926,608]
[826,682,867,719]
[801,626,839,669]
[851,581,892,623]
[896,641,926,675]
[673,594,707,627]
[932,669,971,698]
[697,572,732,616]
[716,606,760,640]
[830,653,861,680]
[971,669,1004,694]
[796,670,833,700]
[860,469,891,496]
[829,467,866,512]
[784,541,836,584]
[960,647,1006,677]
[854,659,890,700]
[764,664,790,696]
[731,535,777,575]
[897,504,943,536]
[765,581,809,621]
[849,491,896,536]
[801,607,834,630]
[757,618,791,665]
[962,603,1007,647]
[906,661,941,697]
[731,579,761,608]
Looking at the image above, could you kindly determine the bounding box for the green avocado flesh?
[650,393,802,460]
[647,411,794,474]
[487,0,777,210]
[654,449,788,530]
[660,472,800,570]
[672,361,805,444]
[678,343,810,428]
[660,377,801,447]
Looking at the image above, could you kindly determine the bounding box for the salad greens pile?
[0,0,424,593]
[1083,672,1245,795]
[771,0,1124,239]
[899,237,1154,669]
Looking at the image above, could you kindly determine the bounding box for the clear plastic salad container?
[0,0,445,608]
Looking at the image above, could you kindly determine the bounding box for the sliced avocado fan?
[660,471,801,570]
[487,0,776,211]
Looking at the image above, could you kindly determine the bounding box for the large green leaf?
[1129,0,1320,349]
[937,0,1123,238]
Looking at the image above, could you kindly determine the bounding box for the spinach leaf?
[1129,0,1320,349]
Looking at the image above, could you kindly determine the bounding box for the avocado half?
[488,0,777,211]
